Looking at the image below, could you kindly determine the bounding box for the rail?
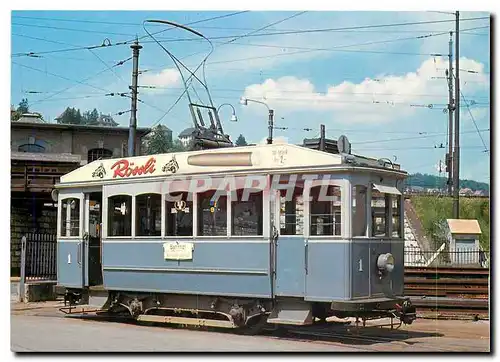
[404,266,489,319]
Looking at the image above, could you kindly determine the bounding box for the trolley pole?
[452,11,460,218]
[128,39,142,157]
[446,32,454,196]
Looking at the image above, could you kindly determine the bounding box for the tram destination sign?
[163,241,194,260]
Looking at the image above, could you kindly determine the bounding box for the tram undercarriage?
[60,288,416,334]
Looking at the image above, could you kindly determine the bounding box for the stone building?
[10,117,151,276]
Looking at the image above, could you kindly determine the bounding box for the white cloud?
[139,68,181,93]
[241,56,489,123]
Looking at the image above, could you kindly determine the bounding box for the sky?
[10,10,491,183]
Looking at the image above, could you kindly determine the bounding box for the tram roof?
[57,143,405,186]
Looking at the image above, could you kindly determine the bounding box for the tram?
[54,141,416,333]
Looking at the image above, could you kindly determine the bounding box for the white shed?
[446,219,482,265]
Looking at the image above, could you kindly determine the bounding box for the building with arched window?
[10,117,151,276]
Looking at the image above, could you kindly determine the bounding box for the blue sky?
[10,10,490,183]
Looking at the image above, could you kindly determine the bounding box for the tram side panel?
[101,239,272,298]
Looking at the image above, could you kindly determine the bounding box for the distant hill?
[405,173,489,192]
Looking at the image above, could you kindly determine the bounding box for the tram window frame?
[197,190,228,237]
[352,185,368,237]
[231,190,263,236]
[165,192,194,237]
[371,189,391,238]
[60,198,80,237]
[392,195,403,238]
[135,193,162,237]
[107,195,132,237]
[309,184,342,237]
[277,186,305,236]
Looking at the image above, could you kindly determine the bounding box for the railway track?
[404,267,489,319]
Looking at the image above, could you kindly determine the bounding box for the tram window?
[166,192,193,236]
[278,187,304,235]
[108,195,132,237]
[60,198,80,237]
[309,185,342,236]
[392,195,402,238]
[136,193,161,236]
[232,190,263,236]
[371,190,390,237]
[352,185,367,237]
[198,190,227,236]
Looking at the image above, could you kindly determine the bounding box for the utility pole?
[446,32,454,196]
[267,109,274,145]
[128,39,142,157]
[453,11,460,218]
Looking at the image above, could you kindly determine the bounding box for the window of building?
[18,143,45,153]
[278,186,304,235]
[166,192,193,236]
[371,188,390,237]
[60,198,80,237]
[232,190,263,236]
[88,148,113,163]
[198,190,227,236]
[392,195,402,238]
[309,185,342,236]
[352,185,367,237]
[136,193,161,236]
[107,195,132,236]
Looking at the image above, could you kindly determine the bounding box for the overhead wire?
[144,11,309,129]
[11,16,489,58]
[459,89,489,153]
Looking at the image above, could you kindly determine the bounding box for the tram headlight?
[377,253,395,273]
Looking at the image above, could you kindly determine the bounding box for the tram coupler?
[394,299,417,325]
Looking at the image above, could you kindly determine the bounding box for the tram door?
[86,192,103,286]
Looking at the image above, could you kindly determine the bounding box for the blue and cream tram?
[54,142,416,332]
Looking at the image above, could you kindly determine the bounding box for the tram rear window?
[278,187,304,236]
[60,198,80,237]
[309,185,342,236]
[198,190,227,236]
[108,195,132,237]
[166,192,193,236]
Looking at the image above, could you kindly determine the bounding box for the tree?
[144,125,174,155]
[18,99,29,114]
[11,98,30,121]
[57,107,83,124]
[235,134,248,147]
[171,139,187,152]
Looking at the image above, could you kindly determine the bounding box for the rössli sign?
[111,157,156,178]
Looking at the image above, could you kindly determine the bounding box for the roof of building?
[11,121,151,136]
[178,127,196,138]
[447,219,482,235]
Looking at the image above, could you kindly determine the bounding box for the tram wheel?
[235,314,269,336]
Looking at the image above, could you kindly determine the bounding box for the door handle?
[77,242,82,266]
[304,240,309,275]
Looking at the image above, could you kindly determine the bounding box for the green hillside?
[406,173,489,192]
[410,195,490,250]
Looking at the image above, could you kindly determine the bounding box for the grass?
[410,196,490,251]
